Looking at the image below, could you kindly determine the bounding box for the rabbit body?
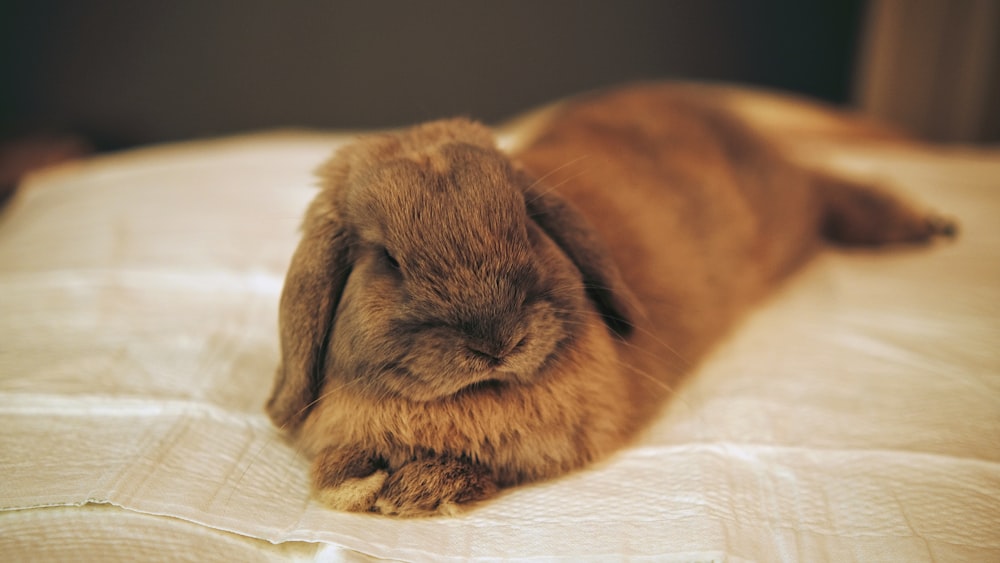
[267,83,953,516]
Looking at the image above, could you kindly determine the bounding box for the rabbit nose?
[466,338,510,365]
[465,332,527,366]
[466,343,504,366]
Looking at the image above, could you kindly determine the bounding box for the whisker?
[527,154,591,192]
[542,301,695,370]
[526,169,593,207]
[607,355,707,428]
[225,376,364,507]
[608,355,679,397]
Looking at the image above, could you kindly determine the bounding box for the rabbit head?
[266,118,638,430]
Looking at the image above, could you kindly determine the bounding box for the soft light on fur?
[267,82,955,517]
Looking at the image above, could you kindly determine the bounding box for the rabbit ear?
[522,175,641,338]
[266,206,352,431]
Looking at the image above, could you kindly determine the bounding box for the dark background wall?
[2,0,866,151]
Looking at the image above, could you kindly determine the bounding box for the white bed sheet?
[1,131,997,562]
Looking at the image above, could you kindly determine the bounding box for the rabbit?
[266,82,955,517]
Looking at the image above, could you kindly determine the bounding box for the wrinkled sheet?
[1,131,998,562]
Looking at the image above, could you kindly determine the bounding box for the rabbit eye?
[382,247,401,270]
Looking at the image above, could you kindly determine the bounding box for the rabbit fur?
[266,82,954,517]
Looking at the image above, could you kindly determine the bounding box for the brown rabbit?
[266,83,954,517]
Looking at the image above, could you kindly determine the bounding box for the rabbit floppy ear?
[521,175,641,338]
[266,202,352,431]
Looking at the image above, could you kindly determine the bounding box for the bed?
[1,119,998,561]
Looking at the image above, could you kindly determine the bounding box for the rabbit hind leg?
[815,173,957,247]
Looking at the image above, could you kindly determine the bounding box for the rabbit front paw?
[312,445,387,512]
[372,455,499,517]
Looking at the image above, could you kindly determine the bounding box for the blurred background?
[1,0,997,194]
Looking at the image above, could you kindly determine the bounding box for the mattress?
[1,127,998,562]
